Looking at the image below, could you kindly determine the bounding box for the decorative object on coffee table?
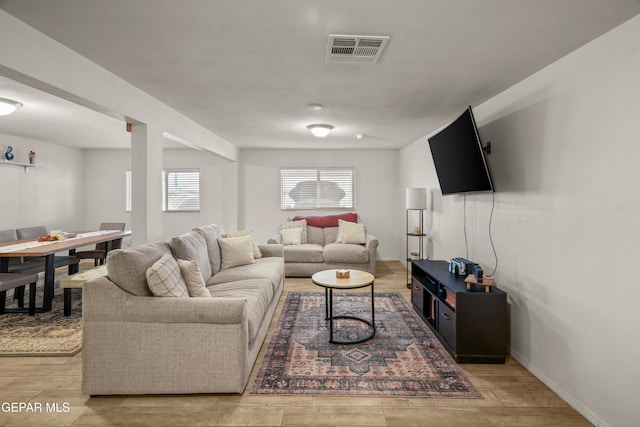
[335,269,350,279]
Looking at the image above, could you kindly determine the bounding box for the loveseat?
[267,213,378,277]
[82,224,284,395]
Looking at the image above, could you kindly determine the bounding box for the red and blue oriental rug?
[251,291,481,398]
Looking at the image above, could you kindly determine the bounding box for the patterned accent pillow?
[222,230,262,259]
[336,219,366,244]
[279,219,307,244]
[177,259,211,297]
[146,254,189,297]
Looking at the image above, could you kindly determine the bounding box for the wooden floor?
[0,261,591,426]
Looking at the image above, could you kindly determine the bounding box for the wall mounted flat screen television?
[428,106,494,195]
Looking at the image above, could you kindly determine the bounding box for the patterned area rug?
[251,291,481,397]
[0,278,82,357]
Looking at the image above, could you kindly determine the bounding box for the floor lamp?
[406,188,427,287]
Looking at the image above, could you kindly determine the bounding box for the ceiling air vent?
[325,34,390,63]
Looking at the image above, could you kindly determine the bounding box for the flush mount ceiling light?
[308,103,323,111]
[307,124,334,138]
[0,98,23,116]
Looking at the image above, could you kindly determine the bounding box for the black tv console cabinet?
[411,260,508,363]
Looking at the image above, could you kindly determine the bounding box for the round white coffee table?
[311,269,376,344]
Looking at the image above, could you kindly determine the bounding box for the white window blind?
[163,169,200,211]
[125,170,132,212]
[281,168,355,210]
[125,169,201,212]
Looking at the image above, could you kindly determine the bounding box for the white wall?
[84,148,238,243]
[162,149,238,238]
[0,135,84,232]
[240,149,399,260]
[398,15,640,427]
[82,149,130,237]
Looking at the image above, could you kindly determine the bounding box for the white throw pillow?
[177,258,211,298]
[278,219,307,244]
[218,235,255,270]
[146,253,189,297]
[336,219,366,244]
[279,227,303,245]
[223,229,262,259]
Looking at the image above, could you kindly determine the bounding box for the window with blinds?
[125,169,201,212]
[281,168,355,210]
[125,170,132,212]
[163,169,200,211]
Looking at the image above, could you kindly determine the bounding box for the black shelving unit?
[406,208,426,287]
[411,260,508,363]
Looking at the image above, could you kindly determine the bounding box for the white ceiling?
[1,0,640,151]
[0,75,132,149]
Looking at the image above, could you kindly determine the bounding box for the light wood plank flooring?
[0,261,591,426]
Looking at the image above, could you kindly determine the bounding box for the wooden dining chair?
[0,229,29,307]
[74,222,126,266]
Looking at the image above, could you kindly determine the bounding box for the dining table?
[0,229,131,312]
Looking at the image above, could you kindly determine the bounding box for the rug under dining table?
[0,277,82,357]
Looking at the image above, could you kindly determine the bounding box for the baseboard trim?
[508,347,608,427]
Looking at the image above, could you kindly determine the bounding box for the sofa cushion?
[106,242,170,296]
[278,219,307,244]
[306,225,325,246]
[223,230,262,259]
[324,226,338,245]
[323,243,369,264]
[177,259,211,298]
[218,235,255,270]
[293,212,358,227]
[336,219,367,244]
[283,244,324,263]
[207,257,284,295]
[192,224,225,275]
[146,254,189,298]
[168,231,213,281]
[207,279,274,344]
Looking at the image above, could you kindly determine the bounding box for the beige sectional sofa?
[82,224,284,395]
[268,213,378,277]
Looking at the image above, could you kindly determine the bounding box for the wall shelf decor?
[1,160,43,173]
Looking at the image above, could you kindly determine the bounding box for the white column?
[130,123,163,245]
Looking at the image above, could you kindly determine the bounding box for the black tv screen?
[428,106,494,195]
